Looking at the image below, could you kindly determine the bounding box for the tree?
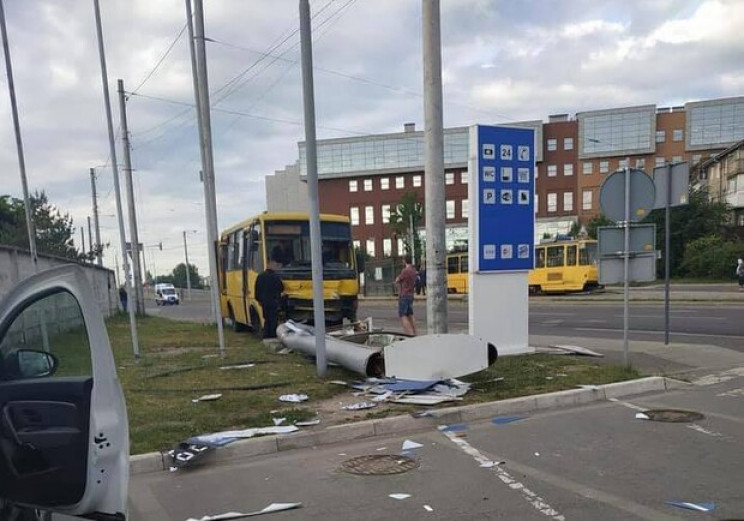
[644,188,731,277]
[0,191,80,259]
[680,235,744,279]
[172,263,202,289]
[388,192,424,264]
[584,214,614,239]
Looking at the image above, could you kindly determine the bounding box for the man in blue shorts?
[395,255,418,336]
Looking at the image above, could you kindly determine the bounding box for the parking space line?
[442,430,566,521]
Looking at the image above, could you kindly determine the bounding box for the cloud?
[0,0,741,277]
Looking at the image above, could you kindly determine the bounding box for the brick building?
[266,96,744,259]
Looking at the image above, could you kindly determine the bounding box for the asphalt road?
[129,375,744,520]
[146,296,744,351]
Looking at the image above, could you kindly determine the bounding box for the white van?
[154,283,180,306]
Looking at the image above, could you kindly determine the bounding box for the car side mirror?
[5,349,59,379]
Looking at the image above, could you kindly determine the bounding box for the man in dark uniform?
[255,255,284,338]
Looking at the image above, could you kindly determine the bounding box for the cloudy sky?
[1,0,742,279]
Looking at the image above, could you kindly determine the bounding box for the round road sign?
[599,168,655,223]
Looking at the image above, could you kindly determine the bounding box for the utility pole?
[90,167,103,266]
[80,226,86,255]
[183,230,194,300]
[422,0,447,334]
[299,0,328,377]
[93,0,139,358]
[0,0,37,272]
[190,0,225,356]
[117,79,145,315]
[87,216,93,260]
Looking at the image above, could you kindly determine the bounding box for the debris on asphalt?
[272,418,286,426]
[479,461,504,468]
[491,416,524,425]
[534,452,541,456]
[184,502,303,520]
[411,411,437,418]
[423,505,434,512]
[192,393,222,403]
[438,423,468,433]
[389,494,411,500]
[189,426,299,447]
[666,501,715,512]
[342,401,377,410]
[401,440,424,451]
[168,442,214,468]
[635,412,650,420]
[278,393,308,403]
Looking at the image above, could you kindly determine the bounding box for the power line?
[131,22,188,95]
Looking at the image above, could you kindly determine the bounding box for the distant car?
[0,265,128,520]
[154,283,180,306]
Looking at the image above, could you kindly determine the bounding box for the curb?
[129,375,688,476]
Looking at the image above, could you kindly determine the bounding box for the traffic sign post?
[468,125,535,356]
[598,167,656,366]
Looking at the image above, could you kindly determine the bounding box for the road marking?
[608,398,647,411]
[693,367,744,386]
[716,387,744,397]
[687,424,724,437]
[575,327,744,340]
[611,315,725,320]
[442,430,565,520]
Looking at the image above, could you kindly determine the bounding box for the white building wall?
[265,162,309,212]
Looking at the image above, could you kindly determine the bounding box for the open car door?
[0,265,128,520]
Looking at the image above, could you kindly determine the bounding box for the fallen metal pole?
[277,322,384,378]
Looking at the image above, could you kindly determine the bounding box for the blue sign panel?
[474,125,535,271]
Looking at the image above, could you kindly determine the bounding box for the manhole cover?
[340,454,419,475]
[643,409,704,423]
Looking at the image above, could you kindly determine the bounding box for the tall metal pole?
[622,166,630,366]
[192,0,225,355]
[299,0,327,377]
[93,0,139,358]
[0,0,37,271]
[423,0,447,334]
[183,231,193,300]
[80,226,86,255]
[664,162,672,345]
[90,168,103,266]
[409,213,416,267]
[87,216,93,260]
[117,79,145,314]
[186,0,216,322]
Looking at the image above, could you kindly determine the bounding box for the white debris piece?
[389,494,411,500]
[401,440,424,451]
[184,502,302,520]
[279,394,308,403]
[423,505,434,512]
[192,393,222,403]
[635,413,650,420]
[294,419,321,427]
[342,402,377,410]
[219,364,256,370]
[272,418,286,426]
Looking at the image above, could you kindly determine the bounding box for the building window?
[383,238,392,256]
[635,158,646,169]
[563,192,573,212]
[380,177,389,190]
[599,161,609,173]
[381,204,391,224]
[672,155,683,164]
[656,130,666,143]
[619,158,629,168]
[461,199,469,218]
[445,172,454,185]
[446,200,455,219]
[460,171,468,184]
[547,165,557,177]
[673,129,684,142]
[535,194,539,214]
[396,176,405,189]
[547,138,557,151]
[365,206,374,225]
[655,156,666,167]
[366,239,376,257]
[350,207,359,226]
[564,137,574,150]
[582,190,592,210]
[413,175,422,188]
[582,162,593,175]
[353,240,360,250]
[397,238,404,256]
[547,193,557,213]
[364,179,373,191]
[348,180,358,192]
[692,154,702,164]
[564,164,574,176]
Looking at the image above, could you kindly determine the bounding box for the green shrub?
[680,235,744,279]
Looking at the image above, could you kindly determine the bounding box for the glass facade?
[687,99,744,149]
[579,106,654,158]
[299,128,469,176]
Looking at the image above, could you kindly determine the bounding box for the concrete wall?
[0,245,118,317]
